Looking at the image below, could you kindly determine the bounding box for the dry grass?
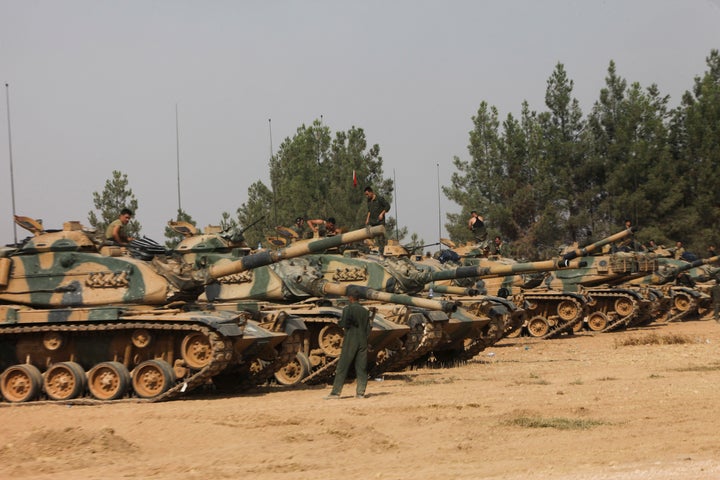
[614,332,693,347]
[502,415,608,430]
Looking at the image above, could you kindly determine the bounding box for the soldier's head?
[363,186,375,200]
[119,208,134,225]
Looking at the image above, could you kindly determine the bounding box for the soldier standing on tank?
[325,291,372,399]
[364,186,390,255]
[468,211,488,245]
[105,208,134,246]
[711,279,720,323]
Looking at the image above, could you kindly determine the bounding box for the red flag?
[353,170,358,187]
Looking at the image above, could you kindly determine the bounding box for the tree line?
[89,50,720,258]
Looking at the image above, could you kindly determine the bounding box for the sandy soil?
[1,319,719,480]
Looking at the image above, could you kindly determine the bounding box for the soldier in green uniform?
[325,291,372,399]
[711,278,720,323]
[364,186,390,255]
[105,208,134,245]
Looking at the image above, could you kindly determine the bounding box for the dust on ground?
[1,320,719,480]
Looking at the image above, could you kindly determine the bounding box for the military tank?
[166,221,448,385]
[621,255,720,324]
[418,228,637,339]
[541,246,661,333]
[166,220,509,378]
[0,215,383,403]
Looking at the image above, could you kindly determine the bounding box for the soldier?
[364,186,390,255]
[711,279,720,323]
[492,235,504,256]
[307,217,341,237]
[105,208,134,246]
[291,216,306,239]
[674,241,686,260]
[468,211,487,245]
[325,292,372,399]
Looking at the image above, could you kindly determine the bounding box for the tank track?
[450,317,505,363]
[301,357,339,385]
[237,330,304,390]
[524,293,585,340]
[591,291,639,333]
[384,321,445,372]
[0,321,234,404]
[371,320,438,374]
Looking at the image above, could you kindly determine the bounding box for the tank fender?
[282,315,308,336]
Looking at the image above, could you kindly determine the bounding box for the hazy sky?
[2,0,719,247]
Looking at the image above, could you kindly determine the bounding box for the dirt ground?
[1,318,719,480]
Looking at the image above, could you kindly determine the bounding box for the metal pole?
[175,103,182,214]
[393,168,399,242]
[269,118,277,227]
[436,163,441,248]
[5,83,18,245]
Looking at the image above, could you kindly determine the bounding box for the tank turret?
[0,216,383,402]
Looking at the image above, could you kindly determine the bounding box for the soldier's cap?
[295,216,304,223]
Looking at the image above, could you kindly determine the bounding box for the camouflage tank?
[0,215,382,403]
[623,255,720,324]
[167,222,500,379]
[417,228,637,339]
[540,242,662,333]
[166,222,440,385]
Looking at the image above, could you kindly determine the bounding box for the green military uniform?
[367,194,390,255]
[711,282,720,322]
[330,300,372,397]
[105,219,129,244]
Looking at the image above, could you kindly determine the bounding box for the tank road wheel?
[274,352,312,386]
[614,297,634,317]
[587,311,609,331]
[557,300,580,322]
[572,319,584,333]
[43,361,87,401]
[0,364,43,403]
[181,332,213,369]
[132,359,176,399]
[505,326,522,338]
[88,362,131,401]
[673,293,692,312]
[131,329,152,349]
[318,324,344,357]
[527,316,550,337]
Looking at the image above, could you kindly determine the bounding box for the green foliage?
[87,170,141,240]
[236,120,396,247]
[445,51,720,258]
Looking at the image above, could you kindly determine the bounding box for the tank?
[167,221,504,379]
[0,215,383,403]
[166,222,443,384]
[418,228,637,339]
[541,246,661,333]
[623,255,720,324]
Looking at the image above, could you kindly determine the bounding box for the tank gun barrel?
[634,255,720,285]
[205,226,384,280]
[428,258,588,283]
[561,227,635,261]
[297,277,457,313]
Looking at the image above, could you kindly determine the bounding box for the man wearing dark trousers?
[325,291,372,399]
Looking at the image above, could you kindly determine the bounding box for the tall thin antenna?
[175,103,182,214]
[436,163,441,247]
[5,83,17,245]
[269,118,277,227]
[393,168,399,242]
